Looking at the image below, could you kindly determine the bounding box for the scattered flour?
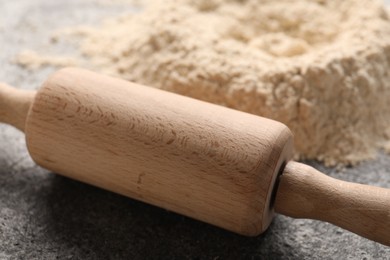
[17,0,390,165]
[15,50,79,70]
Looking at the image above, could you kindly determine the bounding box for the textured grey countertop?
[1,1,390,259]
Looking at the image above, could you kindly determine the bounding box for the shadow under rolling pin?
[0,68,389,246]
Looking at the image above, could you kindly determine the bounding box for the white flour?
[15,50,79,70]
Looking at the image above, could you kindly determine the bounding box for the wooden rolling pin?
[0,68,389,246]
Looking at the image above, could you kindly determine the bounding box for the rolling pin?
[0,68,389,246]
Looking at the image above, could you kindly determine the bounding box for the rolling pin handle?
[0,83,36,132]
[275,161,390,246]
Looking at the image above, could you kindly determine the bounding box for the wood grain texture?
[275,161,390,246]
[25,68,293,236]
[2,68,390,245]
[0,82,35,131]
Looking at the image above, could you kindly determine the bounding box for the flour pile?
[29,0,390,165]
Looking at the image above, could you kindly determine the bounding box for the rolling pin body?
[25,68,293,235]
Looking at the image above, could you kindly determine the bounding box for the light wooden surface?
[0,83,35,132]
[275,161,390,246]
[25,68,293,236]
[0,68,389,246]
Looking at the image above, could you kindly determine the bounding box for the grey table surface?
[1,1,390,259]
